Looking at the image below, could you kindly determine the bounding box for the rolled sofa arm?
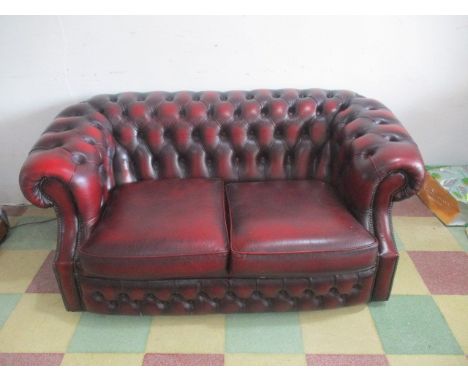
[19,101,117,311]
[19,102,116,237]
[329,95,425,231]
[327,93,425,300]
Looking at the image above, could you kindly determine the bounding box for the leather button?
[71,153,87,165]
[92,291,104,302]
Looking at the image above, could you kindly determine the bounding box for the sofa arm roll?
[330,96,425,230]
[19,103,116,235]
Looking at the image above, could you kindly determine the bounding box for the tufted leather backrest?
[21,88,424,239]
[77,89,353,185]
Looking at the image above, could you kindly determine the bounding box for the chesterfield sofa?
[19,89,425,315]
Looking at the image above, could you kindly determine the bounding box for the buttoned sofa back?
[85,89,348,184]
[20,88,424,237]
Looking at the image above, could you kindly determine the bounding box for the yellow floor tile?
[299,305,384,354]
[0,294,81,352]
[391,251,430,295]
[393,217,462,251]
[387,355,468,366]
[61,353,144,366]
[146,314,225,354]
[433,295,468,354]
[0,250,49,293]
[225,353,307,366]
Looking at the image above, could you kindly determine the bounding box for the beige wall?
[1,15,467,204]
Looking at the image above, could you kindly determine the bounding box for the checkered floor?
[0,197,467,366]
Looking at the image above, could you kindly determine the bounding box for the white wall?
[1,15,467,204]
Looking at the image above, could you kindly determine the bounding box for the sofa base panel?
[78,267,376,315]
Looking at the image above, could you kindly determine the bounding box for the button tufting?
[329,287,339,295]
[118,293,129,302]
[82,136,96,145]
[225,291,237,300]
[71,152,87,165]
[92,291,104,302]
[163,129,171,140]
[316,104,323,115]
[386,135,400,142]
[155,300,168,311]
[257,154,267,167]
[314,295,324,306]
[375,119,389,125]
[363,149,376,158]
[219,128,228,140]
[277,290,289,299]
[178,156,187,167]
[205,156,214,168]
[274,127,283,139]
[81,265,377,314]
[191,128,201,142]
[340,102,350,111]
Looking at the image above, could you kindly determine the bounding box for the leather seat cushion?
[226,180,378,276]
[78,179,229,280]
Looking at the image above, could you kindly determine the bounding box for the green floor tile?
[0,294,22,328]
[67,313,152,353]
[447,226,468,252]
[394,232,405,252]
[369,296,463,355]
[225,312,303,354]
[2,216,57,250]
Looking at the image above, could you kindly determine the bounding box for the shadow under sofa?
[19,88,425,315]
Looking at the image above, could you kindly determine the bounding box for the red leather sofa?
[19,89,425,315]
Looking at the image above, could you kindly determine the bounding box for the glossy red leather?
[79,179,229,280]
[18,89,426,314]
[226,180,378,276]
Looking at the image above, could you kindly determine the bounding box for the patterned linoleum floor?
[0,197,467,366]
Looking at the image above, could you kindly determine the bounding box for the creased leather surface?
[78,178,229,280]
[226,180,378,276]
